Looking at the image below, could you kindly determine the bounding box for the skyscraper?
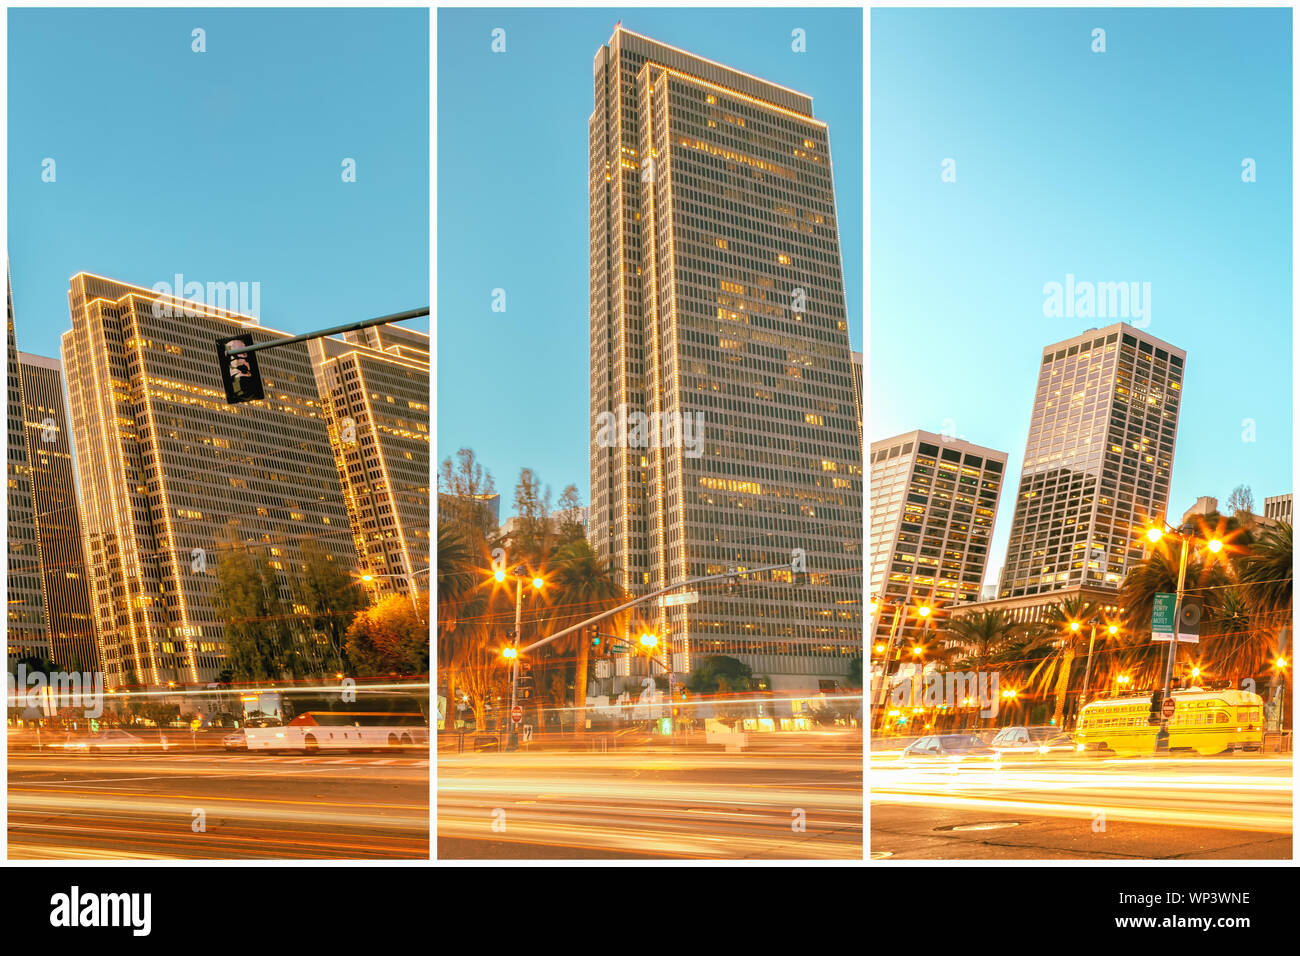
[588,28,862,687]
[310,326,430,603]
[62,274,357,688]
[869,431,1007,643]
[999,323,1185,598]
[19,352,97,672]
[7,281,48,671]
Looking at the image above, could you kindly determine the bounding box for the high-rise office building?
[310,327,430,603]
[869,431,1007,642]
[7,281,49,671]
[999,323,1185,598]
[19,352,97,672]
[62,274,357,688]
[589,28,862,687]
[1264,493,1292,525]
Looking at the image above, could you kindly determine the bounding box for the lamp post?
[1076,622,1117,728]
[871,600,905,731]
[361,566,431,621]
[501,566,543,746]
[1145,522,1222,751]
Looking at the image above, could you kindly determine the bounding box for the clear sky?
[8,7,429,358]
[871,7,1292,587]
[437,7,863,515]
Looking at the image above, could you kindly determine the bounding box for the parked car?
[901,734,1001,769]
[222,732,247,751]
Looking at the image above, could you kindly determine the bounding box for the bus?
[241,691,428,753]
[1076,687,1264,756]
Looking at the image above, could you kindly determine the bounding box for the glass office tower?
[589,28,862,687]
[999,323,1186,598]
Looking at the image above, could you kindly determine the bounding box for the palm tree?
[1236,522,1292,726]
[545,539,627,735]
[1023,595,1099,728]
[1200,586,1271,680]
[437,522,481,725]
[944,609,1021,670]
[1237,522,1291,620]
[943,609,1021,729]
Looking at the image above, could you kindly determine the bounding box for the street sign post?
[1161,696,1176,719]
[1151,592,1177,642]
[510,704,523,726]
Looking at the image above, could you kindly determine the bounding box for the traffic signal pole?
[1155,533,1191,752]
[515,558,801,658]
[221,307,429,356]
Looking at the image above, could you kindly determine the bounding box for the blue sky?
[437,7,863,516]
[871,8,1292,586]
[8,7,429,358]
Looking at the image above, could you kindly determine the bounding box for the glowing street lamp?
[1143,520,1225,748]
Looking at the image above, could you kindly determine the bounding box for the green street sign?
[1152,592,1177,642]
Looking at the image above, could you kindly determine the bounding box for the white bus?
[241,693,428,753]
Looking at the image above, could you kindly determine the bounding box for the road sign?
[510,704,523,725]
[1151,592,1176,642]
[1161,696,1176,719]
[659,591,699,608]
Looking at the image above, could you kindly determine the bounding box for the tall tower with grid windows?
[7,279,49,671]
[309,325,430,605]
[869,431,1007,644]
[19,353,97,672]
[589,28,862,688]
[999,324,1186,598]
[61,274,357,688]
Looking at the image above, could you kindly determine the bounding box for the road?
[438,733,863,860]
[871,751,1292,859]
[8,750,429,859]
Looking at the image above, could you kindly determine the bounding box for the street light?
[1144,520,1223,750]
[504,565,543,746]
[359,566,431,620]
[870,599,908,733]
[1078,620,1120,728]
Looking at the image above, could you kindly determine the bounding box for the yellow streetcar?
[1076,688,1264,756]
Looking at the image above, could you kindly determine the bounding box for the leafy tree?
[555,484,586,543]
[439,447,498,539]
[215,541,286,682]
[512,468,554,562]
[846,655,863,689]
[296,540,363,673]
[345,592,430,678]
[687,655,754,694]
[1226,485,1256,522]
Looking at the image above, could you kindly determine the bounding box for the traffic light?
[725,566,739,594]
[1178,595,1204,641]
[216,335,264,404]
[791,547,807,586]
[590,625,601,649]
